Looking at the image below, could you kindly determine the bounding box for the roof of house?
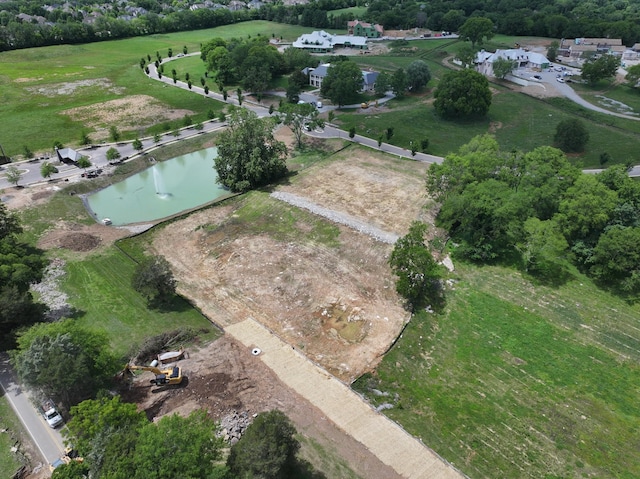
[347,19,384,33]
[362,70,379,86]
[304,64,380,85]
[309,63,330,78]
[292,30,367,50]
[584,38,623,45]
[476,49,549,65]
[56,147,82,162]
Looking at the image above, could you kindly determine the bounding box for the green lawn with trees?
[0,22,335,157]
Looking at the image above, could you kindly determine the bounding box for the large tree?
[40,161,58,180]
[0,203,47,340]
[591,226,640,294]
[64,396,147,458]
[554,118,589,153]
[581,54,620,84]
[406,60,431,91]
[434,68,492,119]
[492,57,517,79]
[280,103,323,149]
[320,61,362,107]
[390,67,408,98]
[389,221,443,311]
[214,109,288,192]
[131,255,177,307]
[625,63,640,88]
[12,320,120,407]
[227,410,300,479]
[458,17,494,47]
[133,411,226,479]
[455,43,477,68]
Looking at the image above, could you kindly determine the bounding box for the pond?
[86,147,228,226]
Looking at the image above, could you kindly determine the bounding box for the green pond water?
[87,147,227,225]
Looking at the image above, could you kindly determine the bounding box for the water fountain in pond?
[152,166,171,199]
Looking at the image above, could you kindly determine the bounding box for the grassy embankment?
[0,396,26,479]
[354,262,640,479]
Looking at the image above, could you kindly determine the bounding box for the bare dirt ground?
[151,146,430,382]
[61,94,195,141]
[119,335,401,479]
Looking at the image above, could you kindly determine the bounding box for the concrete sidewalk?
[226,318,466,479]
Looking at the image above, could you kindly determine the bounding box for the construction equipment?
[125,362,183,386]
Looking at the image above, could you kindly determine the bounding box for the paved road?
[0,121,228,190]
[0,353,65,465]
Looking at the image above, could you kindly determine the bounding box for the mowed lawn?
[355,264,640,479]
[0,21,338,157]
[60,246,218,357]
[334,77,640,167]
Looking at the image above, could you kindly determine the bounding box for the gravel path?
[30,258,73,321]
[271,192,399,244]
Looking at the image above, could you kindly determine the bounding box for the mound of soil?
[57,232,101,251]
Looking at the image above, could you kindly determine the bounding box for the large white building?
[475,48,550,77]
[292,30,368,53]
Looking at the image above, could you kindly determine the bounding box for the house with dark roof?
[347,20,383,38]
[304,63,380,92]
[55,147,82,165]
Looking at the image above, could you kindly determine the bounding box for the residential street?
[0,353,65,465]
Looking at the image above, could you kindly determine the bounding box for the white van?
[316,101,323,109]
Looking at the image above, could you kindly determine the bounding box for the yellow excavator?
[125,362,183,386]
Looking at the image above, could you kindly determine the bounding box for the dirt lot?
[150,146,430,382]
[119,335,401,479]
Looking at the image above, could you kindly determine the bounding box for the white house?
[292,30,368,53]
[475,48,550,77]
[303,63,379,92]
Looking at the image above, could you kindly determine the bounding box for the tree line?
[5,0,640,52]
[427,135,640,297]
[0,0,356,51]
[363,0,640,46]
[51,395,321,479]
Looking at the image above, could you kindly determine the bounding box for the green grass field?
[354,263,640,479]
[327,6,368,16]
[338,53,640,167]
[0,397,25,479]
[60,246,218,357]
[0,21,338,157]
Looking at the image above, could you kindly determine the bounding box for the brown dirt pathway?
[226,318,467,479]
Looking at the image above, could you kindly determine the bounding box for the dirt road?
[226,318,465,479]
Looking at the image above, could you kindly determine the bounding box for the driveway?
[0,353,65,465]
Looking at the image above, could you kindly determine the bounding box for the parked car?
[41,400,63,428]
